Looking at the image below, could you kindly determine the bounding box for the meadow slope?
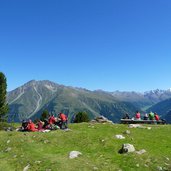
[0,123,171,171]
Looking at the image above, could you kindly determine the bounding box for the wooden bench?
[120,119,166,124]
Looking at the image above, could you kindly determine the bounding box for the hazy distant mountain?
[110,89,171,110]
[7,80,138,123]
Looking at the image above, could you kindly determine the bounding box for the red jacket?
[27,122,38,132]
[135,112,141,119]
[60,113,67,121]
[49,116,56,124]
[155,115,159,121]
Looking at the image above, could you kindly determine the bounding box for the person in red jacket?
[37,119,44,131]
[59,112,68,129]
[48,115,56,125]
[154,112,160,121]
[135,111,141,120]
[27,119,38,132]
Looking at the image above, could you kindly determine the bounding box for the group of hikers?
[123,111,161,121]
[20,112,68,132]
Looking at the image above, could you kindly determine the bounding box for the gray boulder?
[118,143,135,154]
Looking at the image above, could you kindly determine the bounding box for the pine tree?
[0,72,8,121]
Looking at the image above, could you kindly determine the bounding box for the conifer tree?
[0,72,8,121]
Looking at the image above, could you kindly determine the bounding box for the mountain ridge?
[7,80,171,123]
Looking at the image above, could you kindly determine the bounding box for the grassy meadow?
[0,123,171,171]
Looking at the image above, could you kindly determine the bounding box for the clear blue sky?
[0,0,171,92]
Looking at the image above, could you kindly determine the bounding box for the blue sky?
[0,0,171,92]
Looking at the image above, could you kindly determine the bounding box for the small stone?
[144,164,148,167]
[93,166,98,170]
[44,140,49,144]
[5,147,12,152]
[157,166,163,171]
[164,163,169,166]
[69,151,82,159]
[123,130,131,134]
[136,149,146,155]
[23,164,30,171]
[35,161,41,164]
[115,135,125,139]
[147,127,151,130]
[165,157,169,161]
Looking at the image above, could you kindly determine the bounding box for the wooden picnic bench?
[120,119,166,124]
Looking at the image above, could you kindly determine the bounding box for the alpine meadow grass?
[0,123,171,171]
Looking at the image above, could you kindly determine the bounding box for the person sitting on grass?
[27,119,38,132]
[58,112,68,129]
[21,120,28,131]
[37,119,44,131]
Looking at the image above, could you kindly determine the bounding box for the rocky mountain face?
[7,80,138,123]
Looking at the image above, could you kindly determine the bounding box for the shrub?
[74,111,90,123]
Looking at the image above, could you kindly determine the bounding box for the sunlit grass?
[0,123,171,171]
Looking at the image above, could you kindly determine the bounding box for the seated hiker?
[148,111,154,120]
[154,112,159,121]
[135,111,141,120]
[48,115,56,125]
[21,120,28,131]
[161,118,166,124]
[58,112,68,129]
[143,113,149,120]
[37,119,44,131]
[42,118,50,129]
[122,113,130,119]
[27,119,38,132]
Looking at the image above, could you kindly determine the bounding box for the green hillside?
[8,80,138,123]
[147,98,171,118]
[0,123,171,171]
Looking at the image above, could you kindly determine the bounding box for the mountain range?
[7,80,171,123]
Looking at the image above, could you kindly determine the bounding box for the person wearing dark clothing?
[21,120,28,131]
[122,113,130,119]
[143,113,149,120]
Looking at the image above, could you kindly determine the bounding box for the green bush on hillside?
[74,111,90,123]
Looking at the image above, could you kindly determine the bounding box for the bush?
[74,112,90,123]
[40,110,49,121]
[0,122,12,131]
